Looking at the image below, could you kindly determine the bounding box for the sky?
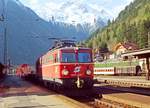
[19,0,134,21]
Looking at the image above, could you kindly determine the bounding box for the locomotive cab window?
[78,52,91,63]
[61,52,76,63]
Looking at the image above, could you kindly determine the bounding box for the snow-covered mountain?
[50,0,111,25]
[25,0,111,26]
[35,0,110,33]
[0,0,110,65]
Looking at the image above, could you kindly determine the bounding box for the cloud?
[20,0,63,20]
[23,0,38,6]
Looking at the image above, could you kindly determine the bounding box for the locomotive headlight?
[86,69,92,75]
[62,69,69,75]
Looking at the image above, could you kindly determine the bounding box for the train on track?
[16,64,32,78]
[35,39,94,90]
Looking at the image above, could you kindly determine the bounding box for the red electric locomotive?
[36,40,94,89]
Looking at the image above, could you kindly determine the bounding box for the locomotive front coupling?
[76,76,84,88]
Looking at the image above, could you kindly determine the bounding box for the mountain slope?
[0,0,106,64]
[0,0,52,65]
[85,0,150,51]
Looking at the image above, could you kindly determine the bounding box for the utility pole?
[2,0,8,74]
[4,28,7,66]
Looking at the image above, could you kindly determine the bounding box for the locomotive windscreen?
[62,52,76,63]
[61,52,92,63]
[78,52,91,63]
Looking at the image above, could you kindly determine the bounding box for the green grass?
[94,61,139,68]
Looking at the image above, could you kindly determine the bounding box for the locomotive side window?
[55,53,60,63]
[61,52,76,63]
[78,52,91,63]
[49,55,54,62]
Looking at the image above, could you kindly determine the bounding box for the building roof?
[121,48,150,58]
[114,42,139,51]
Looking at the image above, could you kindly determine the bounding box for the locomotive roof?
[38,39,91,59]
[48,39,91,51]
[49,39,76,50]
[48,47,92,53]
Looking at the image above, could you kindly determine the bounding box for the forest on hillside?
[85,0,150,51]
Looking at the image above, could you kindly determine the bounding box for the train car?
[16,64,32,77]
[36,40,94,89]
[94,66,141,76]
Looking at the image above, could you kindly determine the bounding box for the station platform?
[102,93,150,108]
[0,94,90,108]
[0,75,90,108]
[95,76,150,88]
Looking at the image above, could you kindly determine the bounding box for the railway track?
[91,84,150,108]
[94,93,150,108]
